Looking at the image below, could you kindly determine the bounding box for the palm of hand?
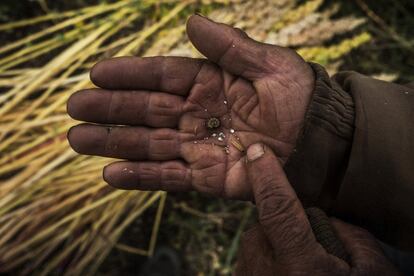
[177,59,311,199]
[67,15,314,199]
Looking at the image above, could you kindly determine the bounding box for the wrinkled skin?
[67,15,314,200]
[235,143,399,275]
[237,221,400,276]
[67,15,399,275]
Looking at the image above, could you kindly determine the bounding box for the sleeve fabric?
[284,63,414,250]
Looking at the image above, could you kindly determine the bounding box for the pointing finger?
[246,143,317,260]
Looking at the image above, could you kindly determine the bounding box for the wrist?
[268,60,315,162]
[283,63,355,209]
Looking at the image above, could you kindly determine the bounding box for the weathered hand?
[235,143,399,275]
[67,15,314,199]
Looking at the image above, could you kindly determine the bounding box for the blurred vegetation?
[333,0,414,82]
[0,0,412,275]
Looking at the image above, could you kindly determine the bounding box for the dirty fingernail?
[247,143,265,162]
[195,13,206,18]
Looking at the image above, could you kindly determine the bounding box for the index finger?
[246,143,317,259]
[90,56,203,96]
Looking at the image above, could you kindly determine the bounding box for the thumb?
[246,143,316,259]
[330,218,400,274]
[186,14,272,80]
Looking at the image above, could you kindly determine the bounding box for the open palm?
[67,15,314,200]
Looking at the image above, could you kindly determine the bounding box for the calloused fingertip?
[102,163,124,189]
[102,163,120,188]
[102,164,110,183]
[246,143,265,162]
[66,123,105,155]
[89,57,116,86]
[66,91,82,120]
[185,14,197,33]
[66,125,78,152]
[102,162,140,190]
[89,59,104,86]
[186,13,214,38]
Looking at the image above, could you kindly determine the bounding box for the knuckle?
[258,191,295,224]
[233,27,249,39]
[269,218,313,257]
[257,174,276,187]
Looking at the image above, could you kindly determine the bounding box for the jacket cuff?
[284,63,355,210]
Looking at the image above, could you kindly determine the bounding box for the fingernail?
[247,143,265,162]
[194,13,214,22]
[102,165,110,182]
[195,12,206,18]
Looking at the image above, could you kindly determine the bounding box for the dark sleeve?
[284,63,414,250]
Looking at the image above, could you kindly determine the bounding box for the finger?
[246,143,316,258]
[67,124,192,160]
[90,56,203,95]
[305,208,350,262]
[186,14,271,80]
[330,218,398,273]
[67,89,184,128]
[103,160,192,192]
